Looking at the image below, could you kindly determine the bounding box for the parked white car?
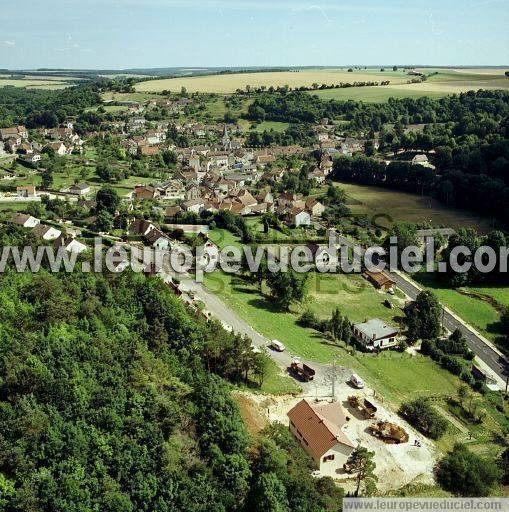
[349,373,365,389]
[270,339,285,352]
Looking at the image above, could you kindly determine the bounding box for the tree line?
[332,149,509,226]
[247,89,509,132]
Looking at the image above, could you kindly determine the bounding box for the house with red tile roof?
[287,399,355,477]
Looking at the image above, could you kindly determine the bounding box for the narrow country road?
[165,271,339,393]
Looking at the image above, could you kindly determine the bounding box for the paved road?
[164,271,337,392]
[332,232,509,382]
[386,271,509,382]
[161,232,509,386]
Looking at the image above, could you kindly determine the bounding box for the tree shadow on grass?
[486,319,504,337]
[247,297,285,314]
[233,285,258,295]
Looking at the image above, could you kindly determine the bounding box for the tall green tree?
[96,186,120,214]
[347,446,377,496]
[438,444,502,496]
[406,290,442,342]
[250,472,289,512]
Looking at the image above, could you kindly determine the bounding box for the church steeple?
[222,125,231,151]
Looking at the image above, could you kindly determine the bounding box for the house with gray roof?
[352,318,399,350]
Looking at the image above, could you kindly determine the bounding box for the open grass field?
[85,105,129,113]
[101,91,161,102]
[238,119,289,133]
[135,68,410,94]
[335,181,494,232]
[306,272,403,325]
[203,270,462,404]
[0,201,34,213]
[208,228,244,250]
[468,286,509,308]
[413,272,506,343]
[203,96,253,120]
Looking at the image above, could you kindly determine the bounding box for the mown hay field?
[335,181,494,231]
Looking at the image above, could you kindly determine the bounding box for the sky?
[0,0,508,69]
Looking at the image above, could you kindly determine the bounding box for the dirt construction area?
[236,367,439,494]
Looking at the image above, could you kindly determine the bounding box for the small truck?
[289,360,316,382]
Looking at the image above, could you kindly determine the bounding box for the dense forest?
[0,83,103,131]
[0,227,343,511]
[247,89,509,131]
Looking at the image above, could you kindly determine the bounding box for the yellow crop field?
[135,67,509,101]
[0,76,76,89]
[135,69,409,93]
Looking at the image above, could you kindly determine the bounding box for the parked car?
[349,373,365,389]
[270,339,285,352]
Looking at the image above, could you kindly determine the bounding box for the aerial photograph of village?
[0,0,508,510]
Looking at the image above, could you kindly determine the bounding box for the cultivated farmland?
[0,75,79,89]
[314,69,509,102]
[135,67,509,101]
[135,68,409,93]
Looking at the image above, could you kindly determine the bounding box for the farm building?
[287,399,355,478]
[363,270,396,291]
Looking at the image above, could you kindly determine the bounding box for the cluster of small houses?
[122,124,334,227]
[9,212,87,254]
[146,185,327,228]
[0,121,84,164]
